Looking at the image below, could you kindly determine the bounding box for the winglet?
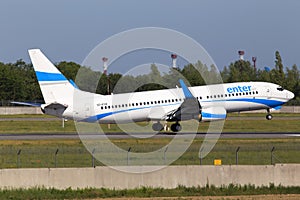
[179,79,194,99]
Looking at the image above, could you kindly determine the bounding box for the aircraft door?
[266,87,272,99]
[85,103,91,117]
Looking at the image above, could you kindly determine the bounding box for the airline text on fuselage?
[226,85,251,93]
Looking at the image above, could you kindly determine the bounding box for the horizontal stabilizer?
[11,101,42,107]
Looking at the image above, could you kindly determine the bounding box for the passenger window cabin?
[98,88,262,112]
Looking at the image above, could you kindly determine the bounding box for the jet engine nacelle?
[200,107,227,122]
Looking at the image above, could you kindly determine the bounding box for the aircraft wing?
[164,79,202,122]
[165,97,201,121]
[149,79,226,122]
[146,79,201,122]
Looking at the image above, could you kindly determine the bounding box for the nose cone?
[287,90,295,100]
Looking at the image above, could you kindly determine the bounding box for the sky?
[0,0,299,73]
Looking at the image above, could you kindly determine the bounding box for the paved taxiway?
[0,132,300,140]
[1,116,299,140]
[1,116,300,121]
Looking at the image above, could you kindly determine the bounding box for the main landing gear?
[152,122,164,131]
[152,122,182,132]
[266,109,273,120]
[170,122,182,132]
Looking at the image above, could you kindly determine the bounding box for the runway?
[0,132,299,140]
[0,116,299,140]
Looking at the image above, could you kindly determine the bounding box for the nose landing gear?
[266,109,273,120]
[266,114,273,120]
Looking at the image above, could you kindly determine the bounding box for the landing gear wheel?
[266,114,273,120]
[171,123,182,132]
[152,122,163,131]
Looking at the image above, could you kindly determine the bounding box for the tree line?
[0,51,299,105]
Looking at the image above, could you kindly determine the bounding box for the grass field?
[0,113,300,133]
[0,114,299,198]
[0,113,299,168]
[0,184,300,200]
[1,138,300,168]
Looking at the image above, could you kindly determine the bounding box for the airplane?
[13,49,295,132]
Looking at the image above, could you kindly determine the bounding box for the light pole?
[199,147,203,165]
[17,149,21,168]
[55,148,59,168]
[92,148,96,168]
[236,147,240,165]
[164,146,168,165]
[271,146,275,165]
[127,147,131,166]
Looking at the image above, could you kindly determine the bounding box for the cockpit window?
[277,87,284,91]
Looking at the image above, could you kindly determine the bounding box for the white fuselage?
[65,81,294,123]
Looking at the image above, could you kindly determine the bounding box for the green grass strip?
[0,184,299,199]
[1,138,300,168]
[1,116,300,134]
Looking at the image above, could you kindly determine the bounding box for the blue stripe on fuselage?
[36,71,66,82]
[81,98,285,122]
[82,107,144,122]
[202,112,226,119]
[226,98,284,107]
